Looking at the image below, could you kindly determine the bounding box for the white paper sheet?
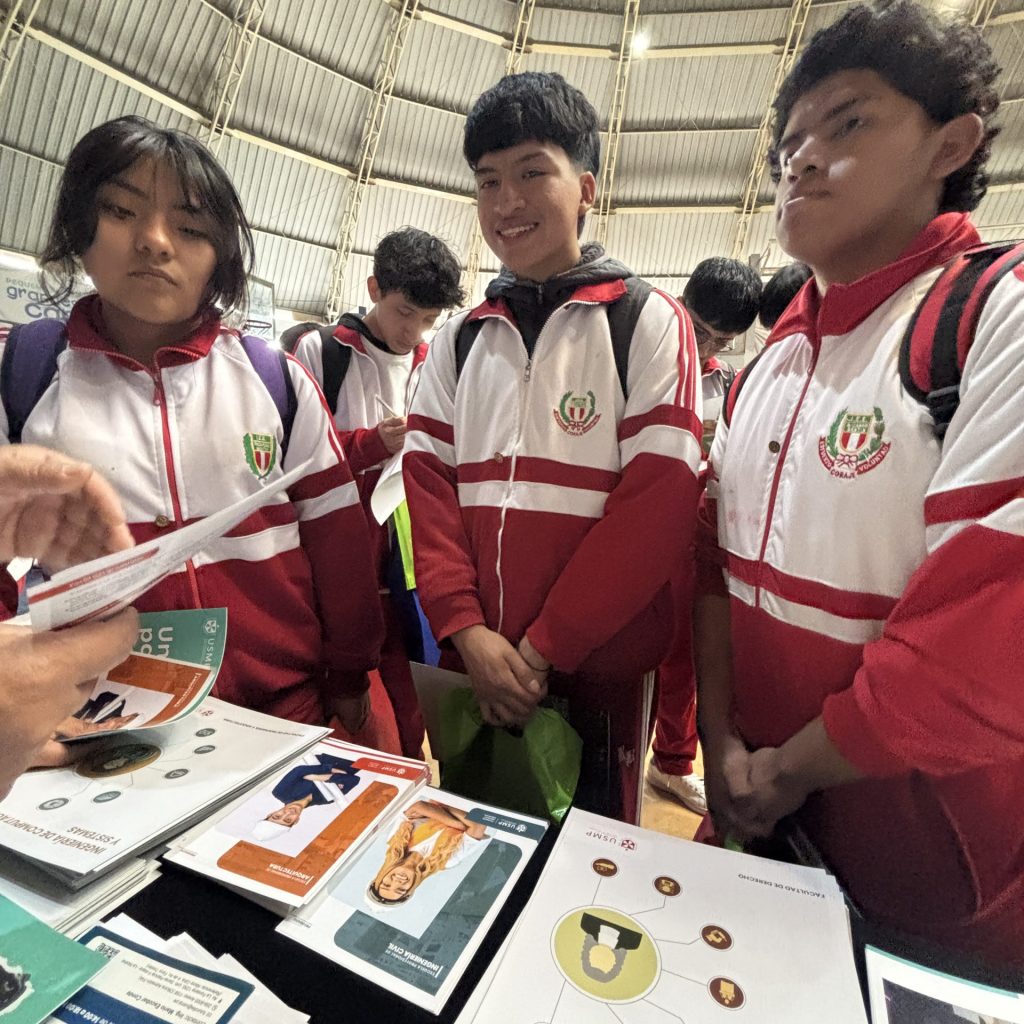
[28,460,310,630]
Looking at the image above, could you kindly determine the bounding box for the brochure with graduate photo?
[55,608,228,743]
[166,740,430,909]
[277,789,547,1014]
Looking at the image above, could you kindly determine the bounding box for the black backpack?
[724,240,1024,440]
[278,322,352,416]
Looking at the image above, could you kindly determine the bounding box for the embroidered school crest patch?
[243,432,277,479]
[818,407,891,479]
[554,390,601,436]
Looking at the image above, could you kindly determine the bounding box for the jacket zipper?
[489,298,607,633]
[153,373,202,608]
[752,340,820,609]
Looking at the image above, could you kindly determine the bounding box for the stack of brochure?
[49,914,309,1024]
[0,698,329,890]
[461,807,869,1024]
[276,787,548,1015]
[166,738,432,914]
[0,852,160,938]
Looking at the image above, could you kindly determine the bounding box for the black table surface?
[116,826,558,1024]
[116,834,1023,1024]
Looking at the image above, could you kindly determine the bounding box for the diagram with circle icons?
[32,726,222,809]
[530,857,747,1021]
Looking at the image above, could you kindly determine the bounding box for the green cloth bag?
[438,687,582,822]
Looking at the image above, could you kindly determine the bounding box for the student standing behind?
[695,1,1024,965]
[757,262,812,333]
[647,258,761,815]
[403,72,702,824]
[293,228,464,758]
[2,116,383,735]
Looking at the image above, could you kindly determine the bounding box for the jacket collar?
[67,294,222,370]
[766,212,982,345]
[467,278,628,326]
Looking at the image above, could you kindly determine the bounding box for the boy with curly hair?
[695,0,1024,966]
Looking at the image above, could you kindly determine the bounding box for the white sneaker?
[647,764,707,815]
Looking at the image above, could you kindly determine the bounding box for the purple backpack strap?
[238,334,298,462]
[0,319,68,443]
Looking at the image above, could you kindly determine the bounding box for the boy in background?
[403,72,702,824]
[293,228,464,757]
[647,258,761,814]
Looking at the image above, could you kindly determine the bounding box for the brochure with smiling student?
[276,788,547,1015]
[165,739,431,911]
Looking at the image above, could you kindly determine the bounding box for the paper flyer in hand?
[55,608,227,743]
[166,740,430,908]
[0,699,328,878]
[464,807,867,1024]
[28,459,310,631]
[865,946,1024,1024]
[48,926,253,1024]
[277,788,547,1014]
[0,894,105,1024]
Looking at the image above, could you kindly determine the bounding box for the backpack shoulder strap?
[277,320,322,355]
[899,240,1024,440]
[318,325,352,416]
[722,345,770,429]
[239,334,298,462]
[0,320,68,444]
[454,310,484,382]
[605,277,654,399]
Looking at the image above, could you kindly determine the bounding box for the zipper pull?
[524,360,532,383]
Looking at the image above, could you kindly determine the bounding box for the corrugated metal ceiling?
[0,0,1021,317]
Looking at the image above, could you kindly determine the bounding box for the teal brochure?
[58,608,228,743]
[0,894,104,1023]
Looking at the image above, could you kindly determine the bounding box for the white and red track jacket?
[404,259,702,678]
[701,357,733,424]
[293,315,428,489]
[293,316,427,532]
[697,213,1024,961]
[2,297,384,724]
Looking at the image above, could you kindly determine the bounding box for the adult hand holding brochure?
[55,608,228,743]
[27,459,310,631]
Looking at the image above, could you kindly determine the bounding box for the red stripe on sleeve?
[924,476,1024,525]
[618,404,702,442]
[407,414,455,446]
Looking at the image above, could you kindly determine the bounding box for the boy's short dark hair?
[759,262,813,329]
[682,258,763,336]
[770,0,1000,213]
[373,227,465,310]
[463,72,600,176]
[41,115,255,312]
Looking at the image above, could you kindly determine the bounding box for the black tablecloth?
[117,826,558,1024]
